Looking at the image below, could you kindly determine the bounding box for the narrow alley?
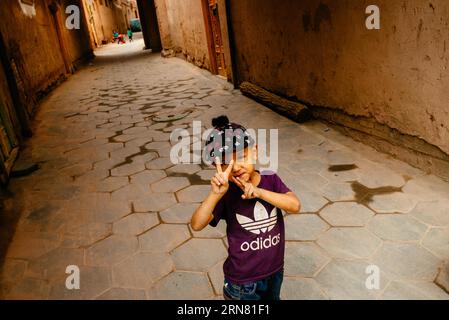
[0,35,448,300]
[1,0,449,303]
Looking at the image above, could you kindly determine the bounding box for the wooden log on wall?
[239,81,311,123]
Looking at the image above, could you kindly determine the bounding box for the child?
[191,116,301,300]
[127,28,133,42]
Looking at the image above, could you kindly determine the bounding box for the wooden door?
[204,0,226,77]
[0,99,18,184]
[49,2,72,74]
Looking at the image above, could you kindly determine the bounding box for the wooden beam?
[239,81,311,123]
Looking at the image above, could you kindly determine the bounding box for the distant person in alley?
[112,30,125,44]
[127,28,133,42]
[191,116,301,300]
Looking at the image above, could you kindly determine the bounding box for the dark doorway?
[136,0,162,52]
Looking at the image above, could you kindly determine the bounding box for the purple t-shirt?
[210,172,291,285]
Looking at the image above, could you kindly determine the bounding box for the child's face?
[220,145,258,183]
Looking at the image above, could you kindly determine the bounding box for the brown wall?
[0,0,92,113]
[228,0,449,155]
[85,0,134,46]
[155,0,211,69]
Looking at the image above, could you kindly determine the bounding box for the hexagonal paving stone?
[298,191,329,213]
[133,193,177,212]
[18,202,68,234]
[381,281,449,300]
[49,266,111,299]
[110,182,149,201]
[422,228,449,259]
[25,247,84,280]
[285,214,329,241]
[131,151,158,164]
[76,168,110,184]
[172,238,227,272]
[112,252,173,289]
[281,278,328,300]
[94,158,124,171]
[130,170,166,185]
[189,221,227,238]
[367,214,427,241]
[6,231,61,260]
[86,235,138,266]
[436,262,449,292]
[319,168,359,183]
[208,260,225,295]
[284,242,330,277]
[147,271,214,300]
[371,243,441,281]
[113,213,159,236]
[111,162,146,177]
[88,199,132,224]
[6,277,50,299]
[95,176,129,193]
[0,259,27,289]
[122,126,148,135]
[167,164,202,175]
[286,159,327,174]
[367,192,417,213]
[402,179,448,202]
[320,183,358,202]
[97,288,147,300]
[320,202,374,227]
[139,224,190,252]
[326,150,357,165]
[295,173,329,191]
[61,223,112,248]
[196,170,215,181]
[113,134,139,143]
[151,177,190,193]
[124,138,153,151]
[145,141,171,151]
[145,157,174,170]
[409,200,449,226]
[160,203,199,223]
[177,185,211,203]
[357,165,406,189]
[280,171,313,194]
[316,227,381,259]
[315,260,389,300]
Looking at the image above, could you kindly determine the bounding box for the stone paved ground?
[0,38,448,300]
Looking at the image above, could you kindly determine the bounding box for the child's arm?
[190,192,223,231]
[258,189,301,214]
[191,159,234,231]
[231,176,301,214]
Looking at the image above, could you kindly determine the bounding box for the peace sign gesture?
[230,175,261,200]
[211,158,234,195]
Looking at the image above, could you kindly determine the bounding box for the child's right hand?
[211,158,234,195]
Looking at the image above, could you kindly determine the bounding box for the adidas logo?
[236,201,277,235]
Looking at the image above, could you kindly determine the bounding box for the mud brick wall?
[0,0,93,114]
[228,0,449,158]
[154,0,211,70]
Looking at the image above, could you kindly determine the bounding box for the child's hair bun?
[211,115,230,128]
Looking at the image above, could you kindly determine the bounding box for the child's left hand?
[231,176,261,200]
